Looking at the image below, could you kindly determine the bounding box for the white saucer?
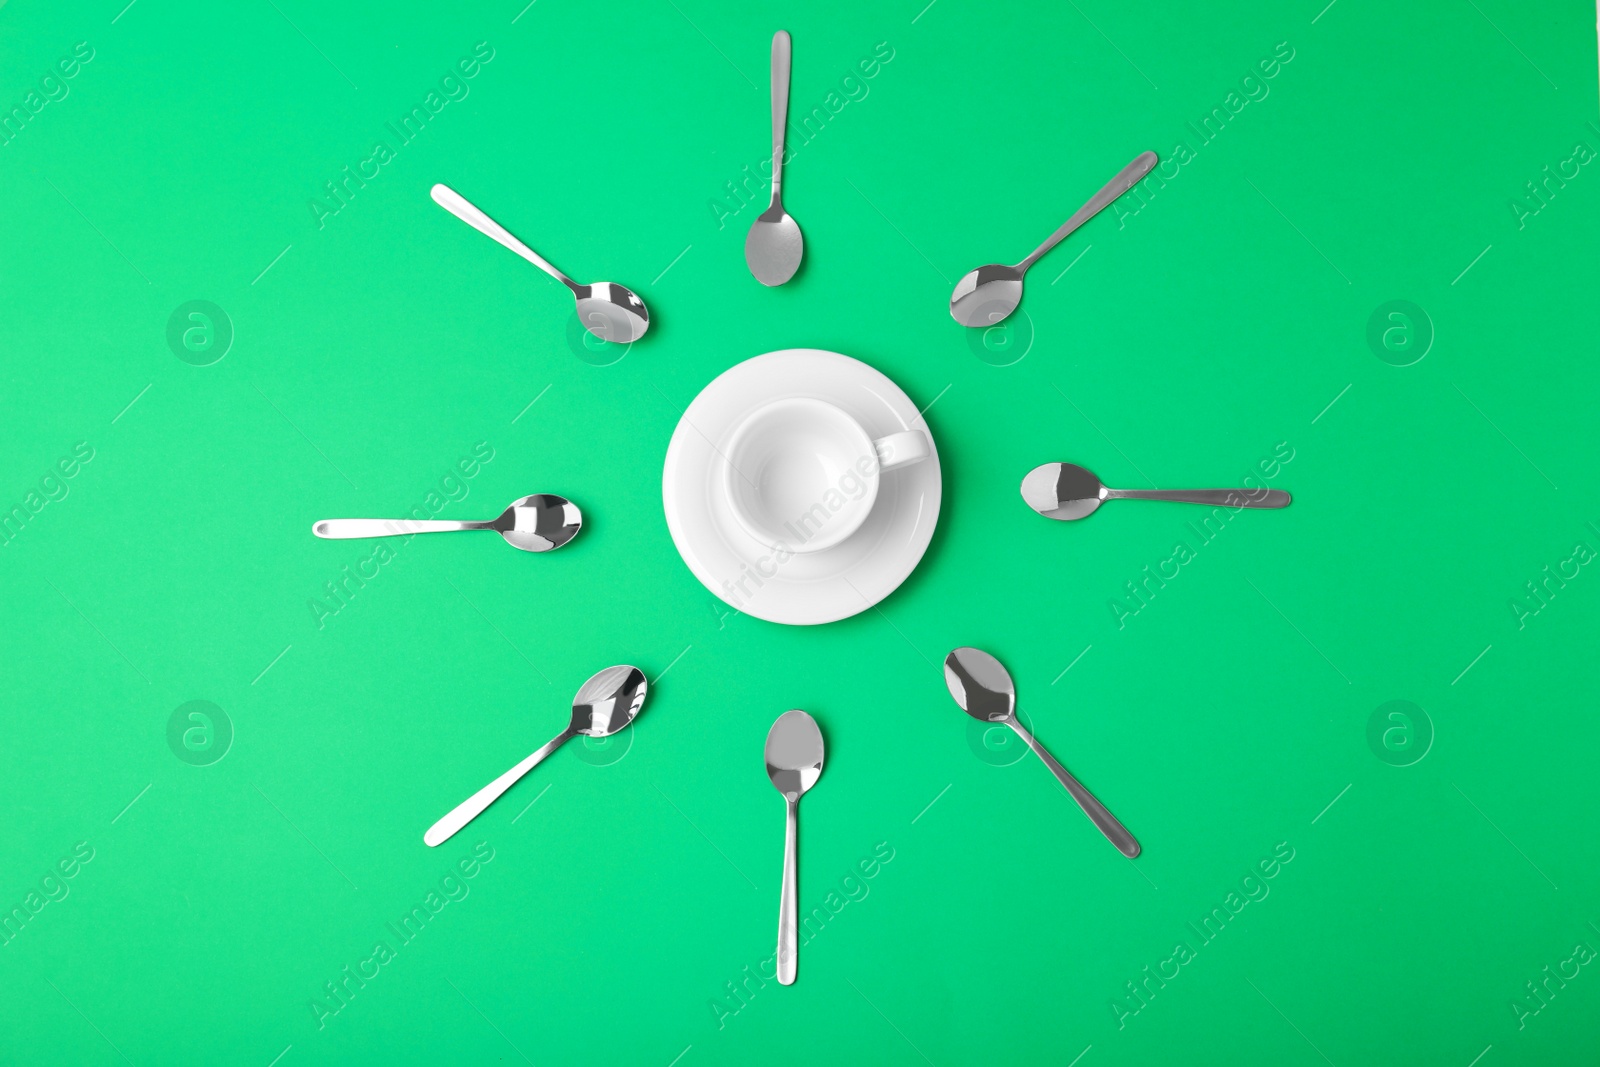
[662,349,943,625]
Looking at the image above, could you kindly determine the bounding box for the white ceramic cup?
[723,397,931,553]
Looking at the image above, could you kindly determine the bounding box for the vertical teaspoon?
[765,709,824,985]
[745,31,804,286]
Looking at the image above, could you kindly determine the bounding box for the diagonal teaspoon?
[1022,463,1291,521]
[424,665,647,847]
[950,151,1158,327]
[944,647,1139,858]
[431,183,650,342]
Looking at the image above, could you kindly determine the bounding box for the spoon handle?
[1017,151,1158,272]
[776,796,799,985]
[430,183,577,291]
[1105,488,1291,508]
[313,518,495,539]
[424,726,575,847]
[1007,716,1140,858]
[768,30,792,204]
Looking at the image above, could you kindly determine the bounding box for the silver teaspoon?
[1022,463,1291,521]
[950,151,1158,327]
[765,709,824,985]
[745,30,803,286]
[944,647,1139,858]
[313,494,582,553]
[424,665,647,847]
[431,183,651,343]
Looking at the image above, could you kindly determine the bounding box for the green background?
[1,0,1597,1062]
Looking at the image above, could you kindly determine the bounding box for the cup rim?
[722,397,880,554]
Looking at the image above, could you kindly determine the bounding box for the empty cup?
[723,397,930,553]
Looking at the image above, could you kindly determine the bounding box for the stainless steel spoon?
[950,151,1158,327]
[1022,462,1291,521]
[431,183,650,343]
[313,494,582,553]
[424,665,648,847]
[944,647,1139,858]
[745,30,803,286]
[765,709,824,985]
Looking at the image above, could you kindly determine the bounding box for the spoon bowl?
[570,664,649,736]
[943,647,1016,722]
[765,709,825,799]
[494,494,585,552]
[423,664,647,847]
[1021,463,1106,520]
[949,264,1024,327]
[573,282,650,343]
[746,209,804,287]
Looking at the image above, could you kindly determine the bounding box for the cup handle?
[873,430,930,472]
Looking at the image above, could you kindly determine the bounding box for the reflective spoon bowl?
[1022,463,1291,521]
[746,206,803,287]
[943,647,1139,858]
[424,665,648,847]
[951,151,1158,327]
[766,709,824,985]
[572,282,651,344]
[949,264,1024,330]
[313,494,583,553]
[431,183,650,343]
